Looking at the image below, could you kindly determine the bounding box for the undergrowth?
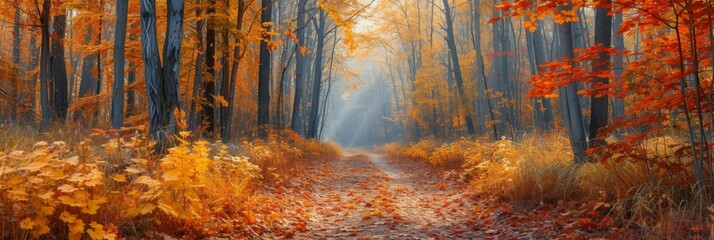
[0,124,340,239]
[383,134,713,238]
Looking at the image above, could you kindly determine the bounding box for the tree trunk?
[219,0,231,141]
[51,14,69,121]
[528,15,554,130]
[39,0,51,132]
[612,12,625,119]
[189,3,205,131]
[307,9,326,139]
[140,0,168,150]
[111,0,128,129]
[443,0,475,135]
[75,28,99,122]
[28,30,39,122]
[222,0,246,142]
[588,1,612,149]
[257,0,272,131]
[162,0,185,131]
[557,4,588,163]
[127,62,136,116]
[12,6,21,120]
[472,0,498,139]
[291,0,308,134]
[202,0,217,136]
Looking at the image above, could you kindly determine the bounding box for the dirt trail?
[251,153,634,239]
[255,153,483,239]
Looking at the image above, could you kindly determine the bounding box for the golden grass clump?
[384,133,712,236]
[242,130,341,183]
[384,139,441,165]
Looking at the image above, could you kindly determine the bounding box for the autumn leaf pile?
[0,129,339,239]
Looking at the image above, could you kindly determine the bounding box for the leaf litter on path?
[243,154,637,239]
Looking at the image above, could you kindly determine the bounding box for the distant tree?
[202,0,217,136]
[257,0,272,132]
[442,0,475,135]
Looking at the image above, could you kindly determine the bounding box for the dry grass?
[384,133,713,238]
[0,123,92,151]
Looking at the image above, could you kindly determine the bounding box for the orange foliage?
[0,128,340,239]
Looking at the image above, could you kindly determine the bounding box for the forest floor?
[245,152,639,239]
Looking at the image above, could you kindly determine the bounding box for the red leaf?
[578,218,599,229]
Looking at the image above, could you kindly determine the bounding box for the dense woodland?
[1,0,714,238]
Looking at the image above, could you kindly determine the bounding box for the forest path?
[302,154,481,239]
[250,153,636,239]
[256,153,486,239]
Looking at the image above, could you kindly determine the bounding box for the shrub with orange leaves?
[0,126,340,239]
[241,130,341,183]
[0,141,119,239]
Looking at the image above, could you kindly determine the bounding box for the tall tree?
[611,12,625,120]
[307,8,326,139]
[39,0,51,132]
[588,0,613,150]
[471,0,498,139]
[222,0,248,142]
[442,0,475,135]
[28,30,39,122]
[50,14,69,121]
[141,0,164,143]
[557,4,588,163]
[189,2,205,131]
[257,0,272,130]
[291,0,308,134]
[202,0,217,135]
[162,0,185,131]
[111,0,128,129]
[140,0,185,151]
[12,5,22,120]
[526,9,554,131]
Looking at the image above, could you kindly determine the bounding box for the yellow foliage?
[242,130,341,183]
[0,126,341,238]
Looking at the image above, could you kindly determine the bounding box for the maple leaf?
[19,217,34,230]
[212,95,229,107]
[87,222,106,240]
[58,184,79,193]
[22,161,48,172]
[59,211,78,223]
[112,174,127,182]
[295,223,308,232]
[578,218,599,229]
[124,167,143,174]
[82,197,108,215]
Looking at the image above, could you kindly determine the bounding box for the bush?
[0,127,341,239]
[383,134,712,237]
